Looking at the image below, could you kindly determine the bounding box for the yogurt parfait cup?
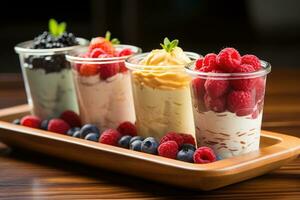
[125,38,200,139]
[15,37,88,119]
[185,49,271,159]
[66,44,141,131]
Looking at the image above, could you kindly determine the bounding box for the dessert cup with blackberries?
[15,19,88,119]
[66,32,141,131]
[185,48,271,159]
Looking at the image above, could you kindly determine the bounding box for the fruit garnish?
[160,37,179,53]
[193,147,217,164]
[105,31,120,45]
[48,18,67,37]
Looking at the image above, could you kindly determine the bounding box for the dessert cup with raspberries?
[185,48,271,159]
[125,38,200,140]
[15,19,88,119]
[66,32,141,131]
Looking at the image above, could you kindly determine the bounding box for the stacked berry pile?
[192,47,265,118]
[13,114,217,164]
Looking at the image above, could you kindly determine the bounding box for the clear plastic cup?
[125,52,200,139]
[66,45,141,131]
[185,61,271,159]
[15,38,88,119]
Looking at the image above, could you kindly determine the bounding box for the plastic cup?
[125,52,200,139]
[15,38,88,119]
[66,45,141,131]
[185,61,271,158]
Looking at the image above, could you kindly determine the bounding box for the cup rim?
[14,38,89,55]
[125,51,201,71]
[184,60,271,79]
[65,44,142,64]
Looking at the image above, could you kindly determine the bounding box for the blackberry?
[32,31,78,49]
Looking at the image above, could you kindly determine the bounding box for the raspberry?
[118,48,133,57]
[99,63,119,80]
[60,110,81,127]
[89,37,115,54]
[195,58,203,70]
[118,62,128,73]
[191,77,206,98]
[160,132,184,147]
[90,48,106,58]
[179,133,196,146]
[48,119,70,134]
[204,79,229,98]
[193,147,216,164]
[20,115,41,128]
[204,94,226,113]
[117,121,137,136]
[255,77,265,103]
[227,90,255,116]
[79,64,99,76]
[158,141,178,159]
[217,47,241,72]
[99,129,121,146]
[230,64,257,91]
[203,53,218,70]
[241,54,261,71]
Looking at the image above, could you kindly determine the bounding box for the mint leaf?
[160,37,179,52]
[57,22,66,36]
[105,31,111,41]
[111,38,120,45]
[49,18,58,36]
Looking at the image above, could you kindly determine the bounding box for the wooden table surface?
[0,69,299,199]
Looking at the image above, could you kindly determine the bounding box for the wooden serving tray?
[0,105,299,190]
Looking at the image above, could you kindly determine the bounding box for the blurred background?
[1,0,300,72]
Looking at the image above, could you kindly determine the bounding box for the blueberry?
[12,119,20,125]
[216,155,222,161]
[72,131,81,138]
[181,143,196,151]
[129,136,144,144]
[67,127,81,136]
[177,148,195,163]
[118,135,132,149]
[79,124,100,139]
[130,140,143,151]
[84,133,99,142]
[40,119,50,130]
[141,137,158,154]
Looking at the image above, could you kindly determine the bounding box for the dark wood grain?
[0,68,300,199]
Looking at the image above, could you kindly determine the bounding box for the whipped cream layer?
[193,110,262,158]
[73,71,135,131]
[25,68,78,119]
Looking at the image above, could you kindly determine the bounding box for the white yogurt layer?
[132,82,195,139]
[73,71,135,131]
[25,68,78,119]
[193,110,262,158]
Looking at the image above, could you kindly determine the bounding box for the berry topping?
[47,119,70,134]
[99,62,119,80]
[90,48,106,58]
[60,110,81,127]
[89,37,114,55]
[177,147,195,163]
[141,137,159,155]
[99,129,121,146]
[40,119,50,130]
[129,136,144,144]
[179,133,196,146]
[203,53,218,70]
[217,47,241,72]
[158,141,179,159]
[227,90,255,116]
[130,140,143,151]
[118,48,133,57]
[79,124,100,139]
[191,77,206,98]
[255,78,265,103]
[67,127,81,136]
[72,131,81,138]
[204,94,226,113]
[118,135,132,149]
[181,143,196,151]
[79,64,99,76]
[160,132,184,147]
[84,133,99,142]
[230,64,257,91]
[241,54,261,71]
[193,147,216,164]
[117,121,137,136]
[205,79,230,98]
[20,115,41,128]
[195,58,203,70]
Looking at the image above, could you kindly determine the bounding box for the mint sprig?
[160,37,179,53]
[49,18,67,37]
[105,31,120,45]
